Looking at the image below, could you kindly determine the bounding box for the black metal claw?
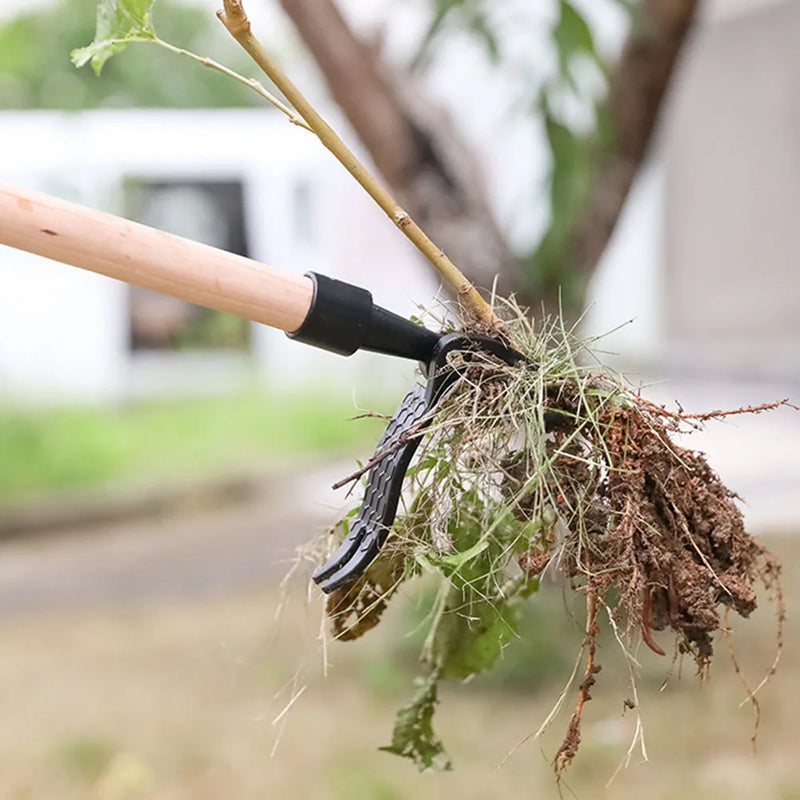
[312,383,428,592]
[312,333,528,593]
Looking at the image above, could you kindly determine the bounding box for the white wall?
[582,161,665,369]
[0,246,127,399]
[0,109,435,401]
[662,0,800,380]
[0,1,653,404]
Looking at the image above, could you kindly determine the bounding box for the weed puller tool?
[0,182,524,591]
[310,329,525,591]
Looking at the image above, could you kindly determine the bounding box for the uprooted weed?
[311,308,786,774]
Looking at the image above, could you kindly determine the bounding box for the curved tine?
[312,517,368,584]
[313,383,429,588]
[317,532,385,593]
[314,335,530,592]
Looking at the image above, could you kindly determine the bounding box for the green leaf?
[410,0,462,71]
[468,11,500,64]
[526,97,593,304]
[435,538,489,569]
[71,0,156,75]
[544,110,589,220]
[404,454,438,479]
[412,0,500,71]
[553,0,597,89]
[433,596,519,680]
[380,674,451,771]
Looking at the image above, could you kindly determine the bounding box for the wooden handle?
[0,182,313,333]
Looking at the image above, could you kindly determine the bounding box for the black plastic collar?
[287,272,439,363]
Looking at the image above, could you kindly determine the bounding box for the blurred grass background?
[0,390,380,508]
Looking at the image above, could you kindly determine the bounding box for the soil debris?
[545,380,781,674]
[535,375,785,772]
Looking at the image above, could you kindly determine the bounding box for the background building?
[0,109,435,400]
[1,0,798,401]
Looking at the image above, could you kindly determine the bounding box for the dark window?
[126,180,251,351]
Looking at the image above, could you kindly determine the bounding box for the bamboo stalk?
[0,182,313,333]
[217,0,501,330]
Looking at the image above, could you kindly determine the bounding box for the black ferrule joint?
[287,272,440,363]
[288,272,372,356]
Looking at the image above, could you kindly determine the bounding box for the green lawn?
[0,390,386,507]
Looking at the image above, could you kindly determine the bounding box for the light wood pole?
[0,182,314,333]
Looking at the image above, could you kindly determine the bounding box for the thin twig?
[636,396,794,424]
[554,585,600,775]
[153,38,313,131]
[216,0,500,329]
[602,600,648,786]
[721,608,761,752]
[348,411,391,421]
[331,423,427,491]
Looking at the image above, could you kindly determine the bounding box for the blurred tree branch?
[276,0,699,317]
[278,0,519,298]
[562,0,700,308]
[220,0,499,326]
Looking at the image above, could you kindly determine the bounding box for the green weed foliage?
[321,309,629,769]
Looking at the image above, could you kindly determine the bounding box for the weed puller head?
[0,182,527,594]
[290,273,527,592]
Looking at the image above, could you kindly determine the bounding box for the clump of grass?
[314,304,786,774]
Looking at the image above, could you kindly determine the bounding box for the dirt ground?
[0,530,795,799]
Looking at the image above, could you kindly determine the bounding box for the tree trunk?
[572,0,700,285]
[278,0,518,296]
[277,0,699,314]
